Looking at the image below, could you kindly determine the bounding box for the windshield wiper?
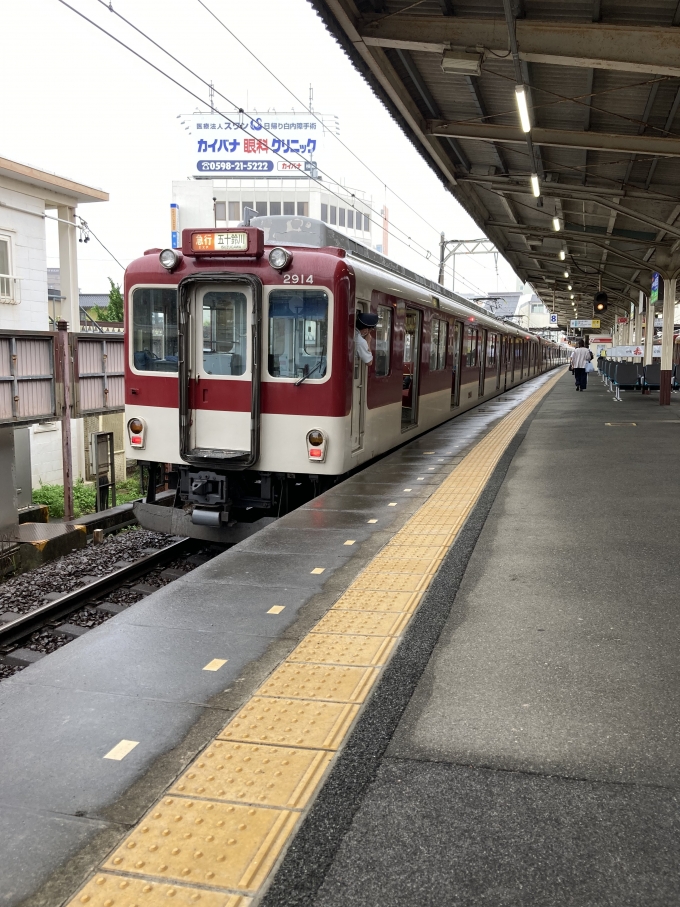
[295,360,324,386]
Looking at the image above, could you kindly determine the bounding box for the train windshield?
[132,288,179,372]
[268,290,329,379]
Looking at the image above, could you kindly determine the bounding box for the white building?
[0,157,108,492]
[171,177,374,247]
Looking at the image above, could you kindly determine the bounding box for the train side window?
[132,287,179,372]
[268,289,329,379]
[464,326,478,367]
[375,305,392,377]
[486,332,498,368]
[429,319,448,370]
[202,291,247,376]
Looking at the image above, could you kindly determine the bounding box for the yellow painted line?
[203,659,228,672]
[343,540,356,546]
[66,370,563,907]
[103,740,139,761]
[310,567,325,575]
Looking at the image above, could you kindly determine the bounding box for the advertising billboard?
[185,113,323,177]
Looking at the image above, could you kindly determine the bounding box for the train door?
[401,307,421,429]
[451,321,462,408]
[351,301,368,452]
[178,276,262,467]
[497,336,505,390]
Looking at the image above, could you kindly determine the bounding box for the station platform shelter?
[2,367,679,907]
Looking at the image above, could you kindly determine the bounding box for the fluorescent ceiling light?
[567,284,572,290]
[530,173,540,197]
[559,250,566,261]
[563,270,569,278]
[552,217,561,231]
[442,49,483,77]
[515,85,531,133]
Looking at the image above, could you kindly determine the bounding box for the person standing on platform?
[570,340,593,391]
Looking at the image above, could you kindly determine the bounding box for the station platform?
[2,367,679,907]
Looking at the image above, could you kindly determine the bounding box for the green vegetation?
[91,278,124,323]
[33,474,142,519]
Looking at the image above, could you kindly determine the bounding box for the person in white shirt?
[570,340,593,391]
[355,312,379,366]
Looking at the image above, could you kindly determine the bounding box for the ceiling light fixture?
[552,217,561,232]
[515,85,531,133]
[559,250,566,261]
[530,173,540,197]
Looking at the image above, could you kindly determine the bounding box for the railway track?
[0,537,198,664]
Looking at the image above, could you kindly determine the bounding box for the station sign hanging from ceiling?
[571,319,601,328]
[183,112,326,178]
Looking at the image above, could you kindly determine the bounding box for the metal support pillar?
[634,293,644,349]
[56,320,74,521]
[660,277,675,405]
[642,302,654,394]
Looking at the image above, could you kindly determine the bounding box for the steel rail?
[0,537,194,650]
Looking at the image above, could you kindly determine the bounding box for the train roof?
[249,214,525,334]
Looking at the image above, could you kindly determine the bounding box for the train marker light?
[159,248,181,271]
[269,247,292,271]
[127,417,146,449]
[306,429,327,462]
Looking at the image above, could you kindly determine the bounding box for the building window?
[486,332,498,368]
[228,201,240,221]
[297,201,308,216]
[270,201,281,216]
[214,201,226,221]
[330,206,337,225]
[132,288,179,372]
[0,235,14,304]
[255,201,267,216]
[531,304,544,313]
[338,208,345,227]
[375,305,392,377]
[321,203,328,222]
[268,290,329,379]
[242,201,254,218]
[429,318,448,370]
[363,214,370,232]
[283,201,295,216]
[347,210,354,229]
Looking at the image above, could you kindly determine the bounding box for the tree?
[91,278,124,322]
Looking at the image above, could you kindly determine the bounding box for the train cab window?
[268,290,329,380]
[375,305,392,377]
[132,287,179,372]
[202,291,247,376]
[429,318,448,370]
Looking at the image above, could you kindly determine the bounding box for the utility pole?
[56,320,74,521]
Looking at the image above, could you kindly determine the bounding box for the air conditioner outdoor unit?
[441,48,483,77]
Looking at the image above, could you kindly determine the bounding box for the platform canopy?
[308,0,680,330]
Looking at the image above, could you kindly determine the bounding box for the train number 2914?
[282,274,314,284]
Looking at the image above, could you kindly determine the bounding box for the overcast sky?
[1,0,521,296]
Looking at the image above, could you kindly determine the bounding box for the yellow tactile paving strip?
[66,371,563,907]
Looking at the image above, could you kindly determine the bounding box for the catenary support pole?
[56,320,74,521]
[660,277,675,404]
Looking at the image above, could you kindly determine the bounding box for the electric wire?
[193,0,447,242]
[77,0,439,266]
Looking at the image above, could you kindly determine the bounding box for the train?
[123,216,568,537]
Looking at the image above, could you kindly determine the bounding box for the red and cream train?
[124,217,567,529]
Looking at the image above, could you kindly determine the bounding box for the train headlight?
[269,247,292,271]
[159,248,181,271]
[306,429,327,462]
[128,417,147,450]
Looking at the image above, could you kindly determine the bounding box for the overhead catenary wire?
[75,0,440,267]
[192,0,444,243]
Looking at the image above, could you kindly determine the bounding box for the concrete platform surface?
[289,373,680,907]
